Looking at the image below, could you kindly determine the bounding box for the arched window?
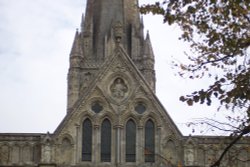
[82,118,92,161]
[145,119,155,162]
[126,119,136,162]
[101,119,111,162]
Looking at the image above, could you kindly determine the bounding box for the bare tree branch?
[210,125,250,167]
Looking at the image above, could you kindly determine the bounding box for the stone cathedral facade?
[0,0,250,167]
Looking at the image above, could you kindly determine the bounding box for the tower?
[1,1,250,167]
[67,0,155,112]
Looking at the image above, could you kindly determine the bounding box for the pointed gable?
[55,43,181,138]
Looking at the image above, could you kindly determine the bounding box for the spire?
[83,0,93,31]
[82,0,141,59]
[146,30,150,40]
[139,16,144,40]
[144,31,154,60]
[70,29,81,58]
[67,29,82,112]
[67,0,156,111]
[80,13,85,32]
[142,30,155,91]
[140,16,144,28]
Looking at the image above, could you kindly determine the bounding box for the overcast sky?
[0,0,223,135]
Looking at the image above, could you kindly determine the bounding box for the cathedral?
[0,0,249,167]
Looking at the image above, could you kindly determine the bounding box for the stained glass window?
[101,119,111,162]
[91,101,103,113]
[82,118,92,161]
[145,119,155,162]
[126,119,136,162]
[135,102,146,114]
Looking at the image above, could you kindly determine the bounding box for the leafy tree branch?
[140,0,250,166]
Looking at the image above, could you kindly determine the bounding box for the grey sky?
[0,0,219,135]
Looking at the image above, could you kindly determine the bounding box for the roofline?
[0,133,45,137]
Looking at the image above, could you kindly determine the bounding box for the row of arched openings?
[82,118,155,162]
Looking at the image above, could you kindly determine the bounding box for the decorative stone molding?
[110,77,128,100]
[104,73,133,105]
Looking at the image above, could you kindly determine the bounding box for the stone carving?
[205,149,216,165]
[110,78,128,99]
[91,101,103,113]
[23,145,32,163]
[0,145,10,164]
[135,102,146,114]
[60,138,72,164]
[12,145,20,164]
[83,38,90,56]
[113,21,123,43]
[43,144,52,163]
[33,144,41,163]
[185,148,194,166]
[112,63,127,72]
[197,148,205,166]
[117,104,127,113]
[81,72,92,91]
[165,140,177,165]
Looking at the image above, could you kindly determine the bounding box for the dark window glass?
[135,102,146,114]
[91,101,103,113]
[126,119,136,162]
[145,119,155,162]
[82,118,92,161]
[101,119,111,162]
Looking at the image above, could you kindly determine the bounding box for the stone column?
[156,126,161,162]
[137,126,143,164]
[115,125,122,165]
[94,125,100,163]
[75,124,80,164]
[20,144,24,165]
[120,126,125,164]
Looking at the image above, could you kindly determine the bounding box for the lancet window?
[101,119,112,162]
[126,119,136,162]
[144,119,155,162]
[82,118,92,161]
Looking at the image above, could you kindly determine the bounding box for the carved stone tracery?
[110,77,128,100]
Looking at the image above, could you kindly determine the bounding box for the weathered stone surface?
[0,0,250,167]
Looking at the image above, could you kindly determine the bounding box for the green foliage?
[140,0,250,134]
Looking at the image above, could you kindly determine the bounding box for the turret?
[67,29,83,112]
[142,31,155,91]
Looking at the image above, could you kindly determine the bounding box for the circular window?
[91,101,103,113]
[135,102,146,114]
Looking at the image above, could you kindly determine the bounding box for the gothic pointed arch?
[12,144,20,164]
[144,119,155,162]
[197,146,205,166]
[101,118,112,162]
[60,136,73,164]
[22,144,33,163]
[0,144,10,165]
[125,119,136,162]
[141,112,162,127]
[98,112,116,125]
[82,118,92,161]
[121,113,140,126]
[59,133,74,145]
[165,139,178,165]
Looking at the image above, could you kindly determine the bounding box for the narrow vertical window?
[101,119,111,162]
[82,118,92,161]
[126,119,136,162]
[145,119,155,162]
